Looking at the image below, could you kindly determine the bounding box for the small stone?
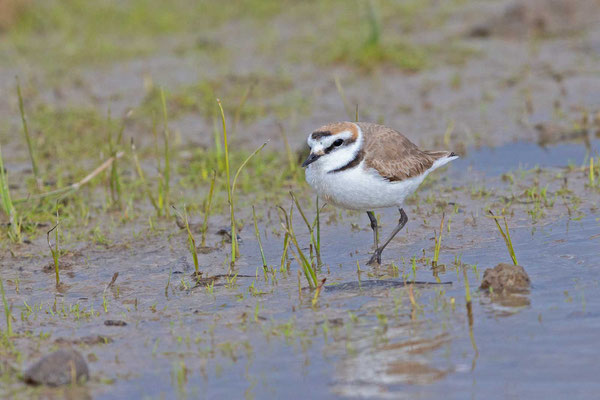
[480,263,530,293]
[24,348,89,386]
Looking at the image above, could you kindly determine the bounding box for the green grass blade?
[315,196,321,260]
[432,213,445,267]
[160,88,170,214]
[0,144,20,241]
[16,78,40,186]
[47,213,60,287]
[131,139,159,212]
[231,141,269,195]
[252,206,267,271]
[290,191,322,266]
[201,170,217,247]
[172,206,200,276]
[0,276,12,336]
[488,211,518,265]
[217,99,236,264]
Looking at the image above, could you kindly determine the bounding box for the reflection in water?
[463,268,478,372]
[332,324,453,398]
[480,290,531,317]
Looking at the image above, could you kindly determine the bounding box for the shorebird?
[302,122,457,265]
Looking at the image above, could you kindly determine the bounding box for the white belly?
[305,162,426,211]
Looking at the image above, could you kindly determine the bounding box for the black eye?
[333,139,344,147]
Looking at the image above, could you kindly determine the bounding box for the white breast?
[305,156,455,211]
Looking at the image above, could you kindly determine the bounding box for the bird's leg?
[367,208,408,265]
[367,211,379,249]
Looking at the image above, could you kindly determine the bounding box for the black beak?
[301,152,322,168]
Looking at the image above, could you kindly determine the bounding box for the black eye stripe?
[324,137,355,153]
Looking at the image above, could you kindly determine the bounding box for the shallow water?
[456,138,600,177]
[3,138,599,399]
[96,210,600,400]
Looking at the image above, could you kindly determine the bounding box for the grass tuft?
[290,192,322,267]
[218,98,268,265]
[432,212,445,267]
[278,203,318,288]
[488,210,518,265]
[172,206,200,278]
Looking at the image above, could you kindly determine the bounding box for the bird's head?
[302,122,361,170]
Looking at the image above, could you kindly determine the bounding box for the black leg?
[367,208,408,265]
[367,211,378,249]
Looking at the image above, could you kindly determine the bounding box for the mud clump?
[480,263,530,293]
[104,320,127,326]
[24,348,89,386]
[469,0,600,38]
[42,261,73,273]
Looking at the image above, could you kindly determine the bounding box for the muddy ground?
[0,0,599,398]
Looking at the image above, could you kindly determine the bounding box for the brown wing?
[357,122,452,181]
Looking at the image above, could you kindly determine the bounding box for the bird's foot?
[367,250,382,265]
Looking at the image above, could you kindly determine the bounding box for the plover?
[302,122,457,265]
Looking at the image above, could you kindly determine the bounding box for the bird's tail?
[423,150,458,160]
[423,150,459,172]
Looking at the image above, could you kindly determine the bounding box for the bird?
[302,121,458,265]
